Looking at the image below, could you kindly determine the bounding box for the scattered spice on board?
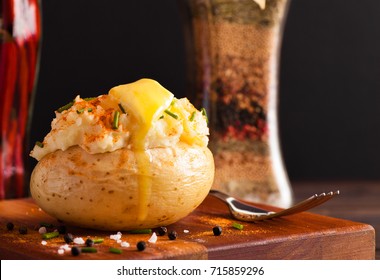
[42,231,60,240]
[121,241,130,248]
[156,226,167,236]
[148,232,157,243]
[71,246,81,256]
[19,226,27,235]
[6,222,14,231]
[93,238,104,244]
[232,222,244,230]
[85,238,94,247]
[127,229,152,234]
[110,232,122,241]
[59,244,71,252]
[38,227,47,234]
[81,247,97,253]
[168,231,178,240]
[137,241,147,251]
[109,247,122,254]
[64,233,74,244]
[213,226,223,236]
[73,237,85,245]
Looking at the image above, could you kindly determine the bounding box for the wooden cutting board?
[0,195,375,260]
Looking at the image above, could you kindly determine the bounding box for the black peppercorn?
[85,238,94,247]
[19,226,27,235]
[6,222,14,231]
[137,241,146,251]
[71,246,81,256]
[213,226,222,236]
[156,226,167,236]
[64,233,74,244]
[168,230,177,240]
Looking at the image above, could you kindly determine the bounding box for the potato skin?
[30,144,214,230]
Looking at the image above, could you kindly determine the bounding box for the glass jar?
[178,0,292,207]
[0,0,42,199]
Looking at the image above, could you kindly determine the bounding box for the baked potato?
[30,79,214,230]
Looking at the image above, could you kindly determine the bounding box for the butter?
[109,79,174,152]
[109,79,174,131]
[109,79,174,221]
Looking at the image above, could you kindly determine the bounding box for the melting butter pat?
[109,78,174,129]
[109,79,176,221]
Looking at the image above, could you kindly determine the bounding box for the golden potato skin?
[30,144,214,230]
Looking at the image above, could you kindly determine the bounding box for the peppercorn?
[168,230,177,240]
[136,241,146,251]
[71,246,81,256]
[213,226,222,236]
[156,226,167,236]
[64,233,74,244]
[85,238,94,247]
[19,226,27,235]
[57,225,67,234]
[6,222,14,231]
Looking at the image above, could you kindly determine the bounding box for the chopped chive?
[93,238,104,244]
[201,108,208,124]
[118,103,126,114]
[232,222,244,230]
[159,115,164,119]
[42,231,60,240]
[87,108,93,112]
[35,141,44,148]
[76,108,85,114]
[127,229,152,234]
[57,101,74,113]
[83,97,96,101]
[164,110,178,119]
[170,99,176,106]
[109,247,122,254]
[81,247,97,253]
[112,111,120,129]
[189,111,196,121]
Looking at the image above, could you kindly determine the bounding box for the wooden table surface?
[291,180,380,260]
[0,181,376,260]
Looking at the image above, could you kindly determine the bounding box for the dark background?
[30,0,380,181]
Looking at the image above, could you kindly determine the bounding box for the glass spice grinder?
[177,0,292,207]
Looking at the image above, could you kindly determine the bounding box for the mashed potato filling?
[30,79,210,221]
[30,79,209,161]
